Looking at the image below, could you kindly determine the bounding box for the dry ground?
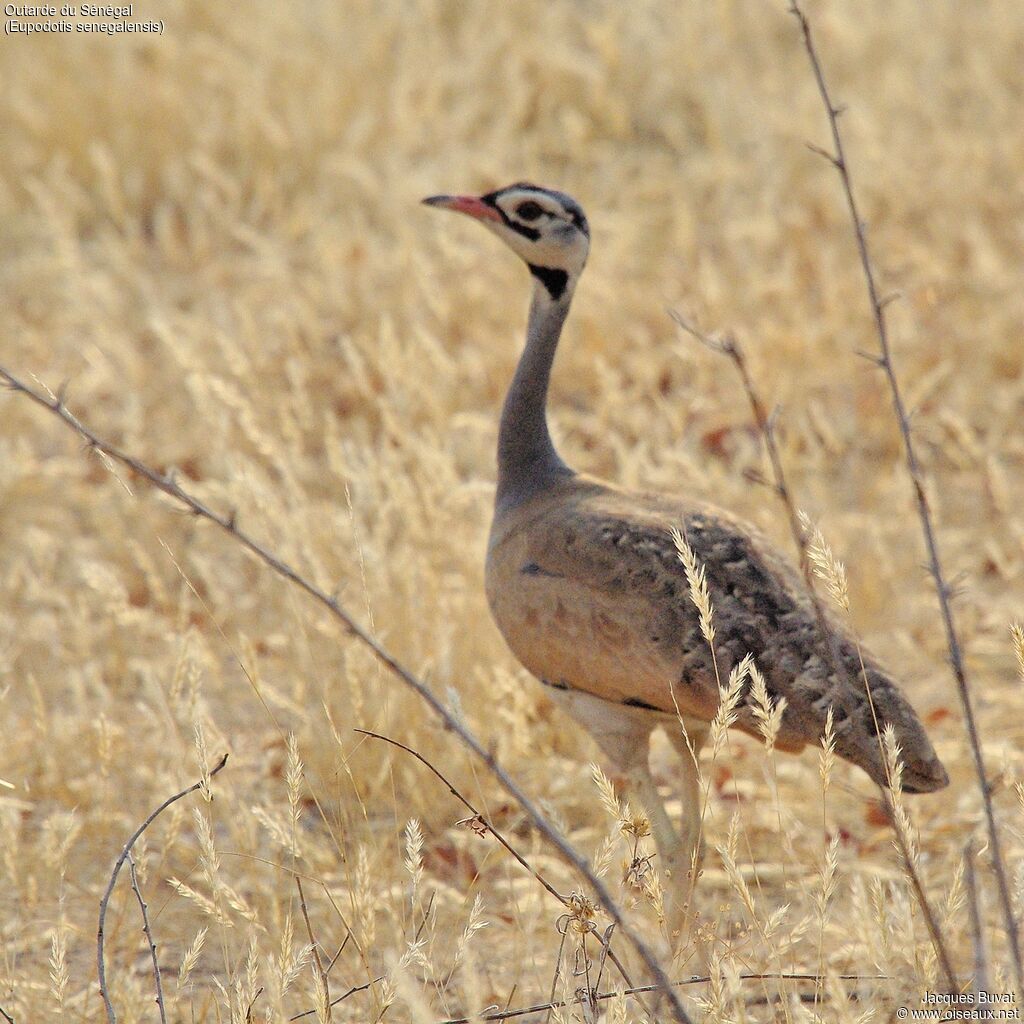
[2,1,1023,1020]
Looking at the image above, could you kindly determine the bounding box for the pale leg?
[663,721,709,963]
[664,720,709,881]
[545,689,707,959]
[586,720,685,956]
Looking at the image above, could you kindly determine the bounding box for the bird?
[422,182,948,937]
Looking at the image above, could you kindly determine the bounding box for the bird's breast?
[484,522,672,705]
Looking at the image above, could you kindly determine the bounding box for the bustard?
[424,182,948,931]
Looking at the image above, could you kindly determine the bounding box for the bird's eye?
[515,200,543,221]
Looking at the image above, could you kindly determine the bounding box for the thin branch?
[670,310,958,990]
[544,918,570,1024]
[0,367,692,1024]
[788,0,1021,990]
[325,933,350,976]
[593,924,615,1000]
[965,840,989,993]
[414,890,436,947]
[245,987,264,1023]
[288,979,384,1022]
[355,729,564,904]
[355,730,651,1019]
[97,751,229,1024]
[296,876,332,1022]
[127,854,168,1024]
[0,1004,14,1024]
[668,311,842,670]
[437,972,887,1024]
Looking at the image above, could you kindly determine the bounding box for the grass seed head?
[749,660,787,751]
[799,510,851,611]
[819,706,837,795]
[1012,622,1024,682]
[671,527,716,647]
[177,926,208,991]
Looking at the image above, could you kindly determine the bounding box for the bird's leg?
[548,691,706,961]
[621,759,682,873]
[580,708,694,935]
[662,720,710,962]
[608,722,710,978]
[664,720,709,881]
[581,711,682,959]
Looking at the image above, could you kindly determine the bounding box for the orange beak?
[422,193,502,224]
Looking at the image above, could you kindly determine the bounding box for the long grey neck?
[496,277,575,511]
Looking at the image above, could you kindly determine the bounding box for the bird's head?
[423,182,590,301]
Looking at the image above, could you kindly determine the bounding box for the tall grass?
[2,1,1023,1020]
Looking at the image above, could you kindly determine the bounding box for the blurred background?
[2,1,1022,1020]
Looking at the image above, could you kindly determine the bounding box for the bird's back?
[486,473,948,794]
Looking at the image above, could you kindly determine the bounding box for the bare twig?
[880,790,957,991]
[788,0,1021,989]
[668,312,842,671]
[0,1004,14,1024]
[96,751,228,1024]
[415,890,436,946]
[965,840,989,993]
[594,924,614,995]
[437,972,887,1024]
[325,935,350,976]
[544,920,570,1024]
[127,854,168,1024]
[288,979,384,1022]
[356,730,650,1018]
[355,729,564,903]
[0,367,692,1024]
[296,877,332,1022]
[670,311,957,990]
[245,987,264,1023]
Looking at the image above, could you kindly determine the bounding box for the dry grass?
[2,1,1023,1020]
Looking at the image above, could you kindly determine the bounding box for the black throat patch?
[528,264,569,301]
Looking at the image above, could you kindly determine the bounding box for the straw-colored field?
[2,1,1023,1020]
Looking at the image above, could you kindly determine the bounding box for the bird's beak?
[422,193,502,224]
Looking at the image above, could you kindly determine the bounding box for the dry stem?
[789,0,1021,988]
[0,367,692,1024]
[288,979,382,1022]
[295,876,332,1023]
[127,854,168,1024]
[356,730,648,1016]
[355,729,563,903]
[668,312,844,680]
[965,841,989,992]
[437,971,886,1023]
[96,751,229,1024]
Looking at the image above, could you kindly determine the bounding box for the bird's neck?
[496,277,574,511]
